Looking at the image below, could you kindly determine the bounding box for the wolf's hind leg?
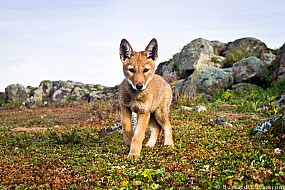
[155,109,174,147]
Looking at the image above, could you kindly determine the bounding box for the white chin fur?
[127,78,137,90]
[126,77,153,90]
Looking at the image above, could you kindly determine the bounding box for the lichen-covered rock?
[32,88,44,103]
[222,37,268,65]
[253,114,285,136]
[39,80,53,95]
[71,86,87,100]
[195,52,226,69]
[177,38,214,78]
[52,89,67,102]
[155,60,177,82]
[273,43,285,82]
[210,40,227,55]
[23,96,36,108]
[233,56,267,86]
[29,80,53,103]
[174,67,233,98]
[260,52,276,67]
[158,38,227,81]
[63,80,76,89]
[4,84,28,104]
[85,84,97,92]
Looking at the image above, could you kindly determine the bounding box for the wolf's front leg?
[128,112,150,158]
[145,116,161,148]
[121,105,133,146]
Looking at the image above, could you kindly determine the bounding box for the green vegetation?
[226,48,260,64]
[0,82,285,189]
[2,100,22,108]
[65,95,77,103]
[209,80,285,116]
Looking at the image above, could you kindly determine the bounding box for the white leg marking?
[145,127,158,147]
[164,127,174,146]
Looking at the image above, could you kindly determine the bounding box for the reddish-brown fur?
[119,38,174,158]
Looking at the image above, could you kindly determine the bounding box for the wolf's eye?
[128,68,135,73]
[143,68,149,73]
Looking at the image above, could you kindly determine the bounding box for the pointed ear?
[145,38,158,61]
[120,39,133,61]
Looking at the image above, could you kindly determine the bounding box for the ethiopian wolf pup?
[118,38,174,158]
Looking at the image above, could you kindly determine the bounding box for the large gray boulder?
[222,37,268,66]
[4,84,28,104]
[210,40,227,55]
[177,38,214,78]
[174,67,233,98]
[61,80,75,93]
[260,52,276,67]
[71,86,88,100]
[52,89,67,102]
[233,56,267,86]
[39,80,53,95]
[32,80,53,103]
[155,58,178,83]
[158,38,227,81]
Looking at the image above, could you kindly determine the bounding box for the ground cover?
[0,84,285,189]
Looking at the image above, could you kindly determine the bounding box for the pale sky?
[0,0,284,91]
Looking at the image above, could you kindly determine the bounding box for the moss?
[226,48,260,64]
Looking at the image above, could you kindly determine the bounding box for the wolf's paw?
[145,142,156,148]
[164,138,174,148]
[127,153,140,159]
[164,142,174,148]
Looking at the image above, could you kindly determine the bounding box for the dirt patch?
[11,127,48,133]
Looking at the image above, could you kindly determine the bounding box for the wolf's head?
[119,38,158,91]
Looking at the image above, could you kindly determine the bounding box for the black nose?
[136,84,143,90]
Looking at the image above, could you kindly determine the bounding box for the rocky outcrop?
[174,67,233,98]
[174,38,226,79]
[177,38,214,78]
[260,52,276,67]
[2,37,284,103]
[273,43,285,82]
[155,53,179,83]
[31,80,53,103]
[3,80,118,107]
[156,37,282,99]
[222,37,268,66]
[4,84,28,104]
[211,40,227,56]
[232,57,268,87]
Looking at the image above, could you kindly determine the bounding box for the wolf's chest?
[123,93,152,113]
